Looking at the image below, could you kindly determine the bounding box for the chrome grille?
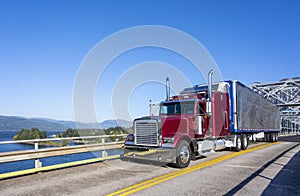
[134,119,159,146]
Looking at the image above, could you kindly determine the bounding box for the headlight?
[163,137,174,143]
[126,134,134,142]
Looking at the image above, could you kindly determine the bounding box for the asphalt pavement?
[0,135,299,196]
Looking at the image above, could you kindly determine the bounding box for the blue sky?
[0,0,299,121]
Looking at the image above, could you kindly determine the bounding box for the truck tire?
[269,133,276,143]
[264,133,269,142]
[233,135,242,152]
[175,140,191,168]
[275,133,279,142]
[241,134,248,150]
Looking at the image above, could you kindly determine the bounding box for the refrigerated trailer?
[122,71,280,168]
[228,80,280,138]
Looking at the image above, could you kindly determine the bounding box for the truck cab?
[123,80,232,168]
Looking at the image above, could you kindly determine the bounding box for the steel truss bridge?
[250,77,300,134]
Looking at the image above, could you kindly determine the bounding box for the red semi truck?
[122,71,280,168]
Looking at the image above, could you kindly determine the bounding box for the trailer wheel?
[264,133,269,142]
[241,134,248,150]
[275,133,279,142]
[233,135,242,152]
[269,133,276,143]
[175,140,191,168]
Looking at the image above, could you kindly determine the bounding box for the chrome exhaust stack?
[166,77,170,101]
[207,70,213,137]
[207,70,213,115]
[208,70,213,103]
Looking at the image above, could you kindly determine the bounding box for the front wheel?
[174,140,191,168]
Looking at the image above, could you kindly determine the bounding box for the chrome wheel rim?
[180,145,190,164]
[243,136,247,147]
[237,137,241,149]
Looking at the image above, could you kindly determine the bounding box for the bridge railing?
[0,134,127,169]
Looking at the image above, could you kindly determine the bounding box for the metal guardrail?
[0,134,127,169]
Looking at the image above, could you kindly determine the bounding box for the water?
[0,131,122,174]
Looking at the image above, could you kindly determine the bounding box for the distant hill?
[0,115,132,131]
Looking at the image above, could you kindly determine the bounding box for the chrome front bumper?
[121,145,176,166]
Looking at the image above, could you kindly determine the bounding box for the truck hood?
[160,115,189,138]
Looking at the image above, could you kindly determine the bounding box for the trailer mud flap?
[121,148,176,166]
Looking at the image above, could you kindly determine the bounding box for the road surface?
[0,136,299,195]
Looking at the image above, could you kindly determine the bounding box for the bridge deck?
[0,136,299,196]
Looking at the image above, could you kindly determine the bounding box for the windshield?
[160,101,195,115]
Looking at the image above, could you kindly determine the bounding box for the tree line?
[60,126,131,138]
[13,128,47,140]
[13,126,132,141]
[59,127,132,143]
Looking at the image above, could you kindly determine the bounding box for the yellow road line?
[107,142,279,196]
[0,154,120,179]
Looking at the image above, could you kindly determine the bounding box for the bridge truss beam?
[250,77,300,134]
